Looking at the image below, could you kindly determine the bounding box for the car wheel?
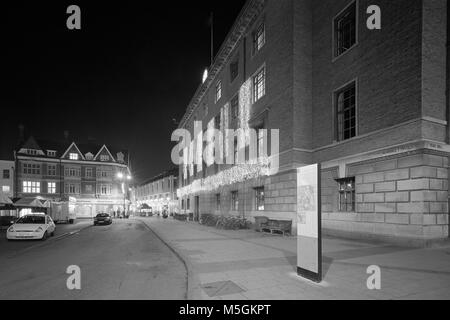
[51,231,55,237]
[41,231,48,241]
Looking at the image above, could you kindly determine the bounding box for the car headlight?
[35,227,44,233]
[7,227,15,233]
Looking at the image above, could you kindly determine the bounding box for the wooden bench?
[261,219,292,236]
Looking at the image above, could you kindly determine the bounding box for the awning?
[139,203,152,210]
[0,193,13,205]
[13,198,45,208]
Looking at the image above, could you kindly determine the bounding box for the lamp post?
[117,172,132,217]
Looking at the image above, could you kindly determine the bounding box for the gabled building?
[14,136,132,218]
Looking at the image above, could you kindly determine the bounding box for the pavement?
[0,219,187,300]
[136,216,450,300]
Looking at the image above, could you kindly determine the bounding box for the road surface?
[0,219,187,300]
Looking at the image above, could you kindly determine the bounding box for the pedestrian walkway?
[136,217,450,300]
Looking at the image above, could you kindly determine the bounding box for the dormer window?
[69,153,79,161]
[26,149,38,156]
[47,150,56,157]
[85,153,94,161]
[100,155,109,162]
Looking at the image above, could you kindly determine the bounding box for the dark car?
[93,213,112,226]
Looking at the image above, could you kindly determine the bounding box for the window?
[2,169,10,179]
[26,149,38,156]
[253,21,265,53]
[334,1,357,58]
[230,59,239,82]
[100,155,109,162]
[215,80,222,103]
[256,126,266,158]
[66,167,80,177]
[231,95,239,121]
[181,199,185,210]
[231,191,239,211]
[85,153,94,160]
[100,185,110,195]
[187,198,190,210]
[23,181,40,194]
[86,185,93,193]
[48,182,56,194]
[85,168,93,178]
[69,184,77,194]
[47,150,56,157]
[253,67,266,102]
[255,187,265,211]
[338,178,355,212]
[336,82,357,141]
[216,194,221,210]
[69,153,79,161]
[234,137,239,165]
[23,163,41,175]
[214,114,221,130]
[47,164,57,176]
[2,186,10,193]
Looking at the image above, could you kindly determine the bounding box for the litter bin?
[254,216,269,232]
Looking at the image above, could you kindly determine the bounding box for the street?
[0,219,187,300]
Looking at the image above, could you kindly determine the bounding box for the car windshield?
[97,214,109,218]
[16,216,45,224]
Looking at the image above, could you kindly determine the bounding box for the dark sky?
[0,0,246,184]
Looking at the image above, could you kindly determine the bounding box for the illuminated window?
[2,186,10,193]
[69,153,79,161]
[231,191,239,211]
[334,1,357,57]
[253,21,265,53]
[215,80,222,103]
[337,177,355,212]
[23,181,40,194]
[336,82,357,141]
[48,182,56,194]
[255,187,265,211]
[253,67,265,102]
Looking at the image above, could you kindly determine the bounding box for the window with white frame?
[336,82,357,141]
[334,1,357,58]
[23,163,41,175]
[231,191,239,211]
[47,164,57,176]
[255,187,265,211]
[47,150,56,157]
[253,67,265,102]
[86,184,93,193]
[69,153,79,160]
[100,185,110,195]
[23,181,40,194]
[68,184,77,194]
[48,182,56,194]
[85,167,93,178]
[100,155,110,162]
[253,21,265,54]
[215,80,222,103]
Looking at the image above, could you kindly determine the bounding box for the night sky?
[1,1,247,184]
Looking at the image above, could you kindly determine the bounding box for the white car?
[7,214,56,241]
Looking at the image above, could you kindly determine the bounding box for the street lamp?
[117,172,132,217]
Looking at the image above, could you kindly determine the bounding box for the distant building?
[14,136,131,218]
[133,169,179,215]
[0,160,14,198]
[177,0,449,245]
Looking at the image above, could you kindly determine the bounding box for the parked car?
[7,214,56,241]
[93,213,112,226]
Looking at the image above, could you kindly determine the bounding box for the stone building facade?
[177,0,449,245]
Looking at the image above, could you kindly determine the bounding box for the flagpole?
[210,12,214,66]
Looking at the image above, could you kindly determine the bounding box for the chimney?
[64,130,69,142]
